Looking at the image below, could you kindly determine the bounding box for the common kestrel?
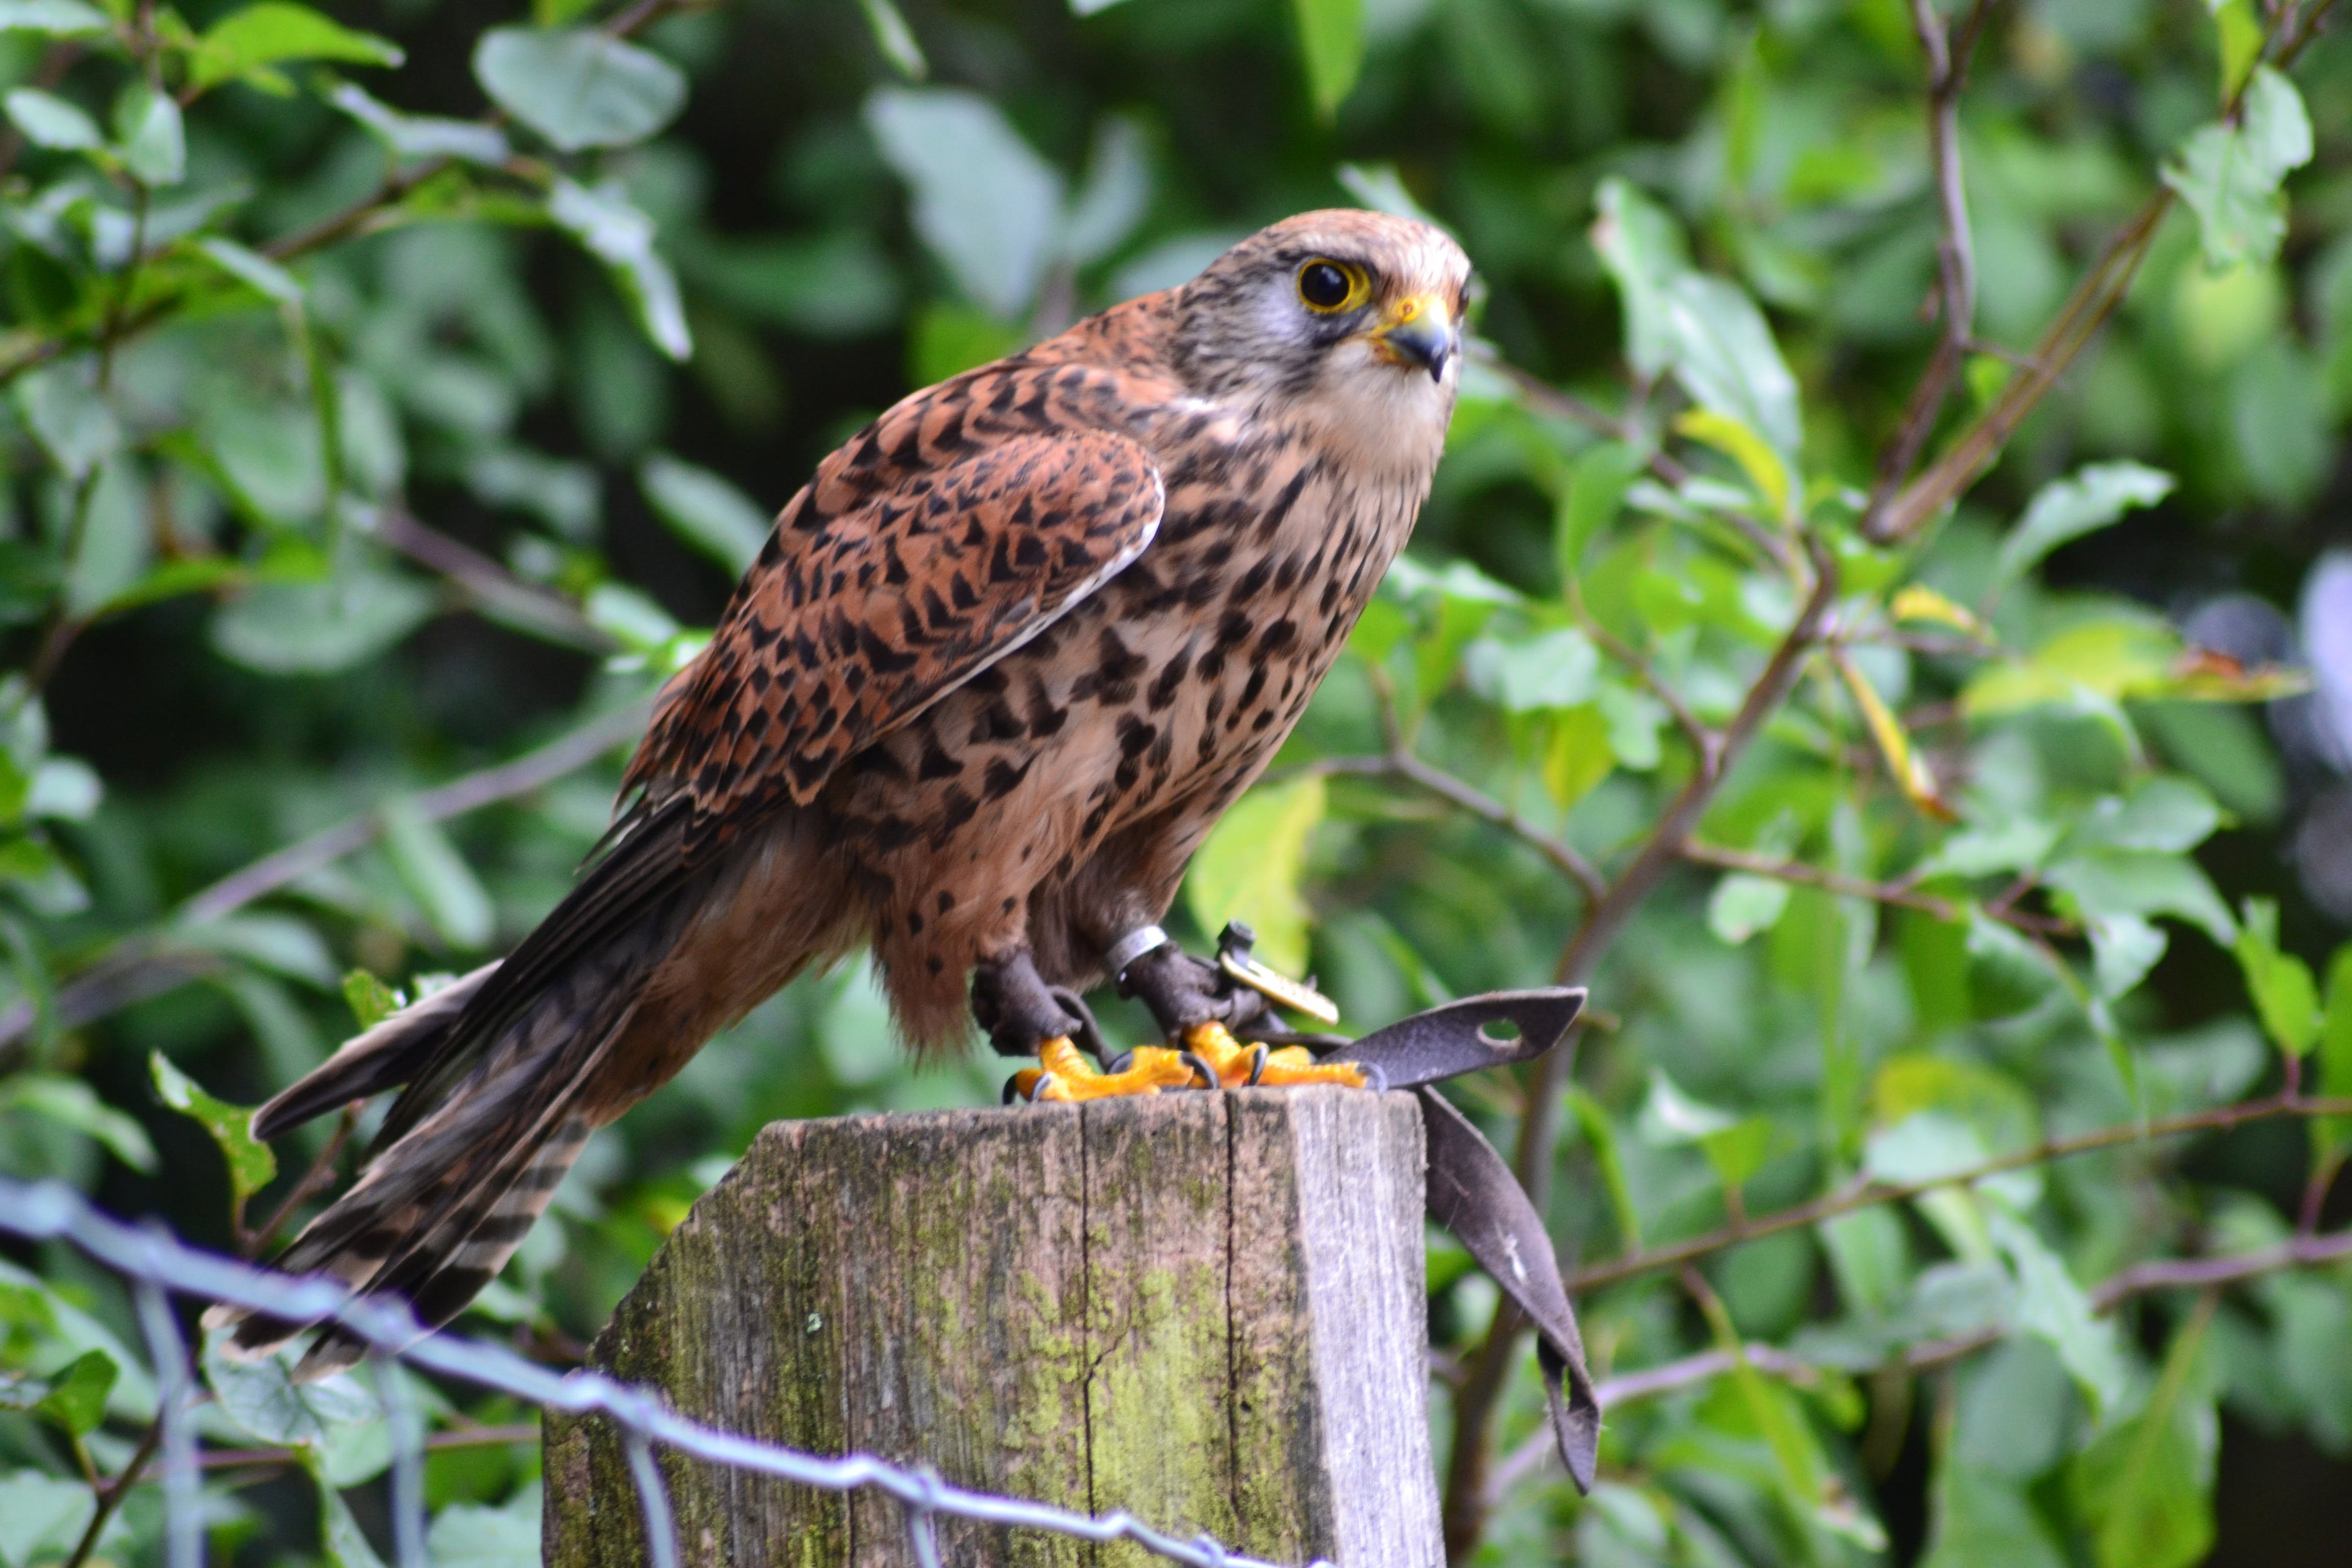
[222,210,1473,1369]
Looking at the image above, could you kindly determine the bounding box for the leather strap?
[1326,986,1601,1492]
[1417,1085,1601,1493]
[1328,990,1585,1090]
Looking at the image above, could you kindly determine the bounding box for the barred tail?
[208,803,703,1378]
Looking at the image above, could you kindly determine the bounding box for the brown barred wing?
[629,426,1164,853]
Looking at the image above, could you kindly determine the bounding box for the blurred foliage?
[0,0,2349,1565]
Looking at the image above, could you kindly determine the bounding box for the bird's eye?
[1295,260,1363,313]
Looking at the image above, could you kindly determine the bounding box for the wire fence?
[0,1177,1327,1568]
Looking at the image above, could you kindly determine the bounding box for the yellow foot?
[1012,1037,1198,1102]
[1178,1022,1369,1090]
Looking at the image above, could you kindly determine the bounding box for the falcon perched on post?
[218,210,1473,1370]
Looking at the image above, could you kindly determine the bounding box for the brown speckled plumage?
[222,211,1472,1368]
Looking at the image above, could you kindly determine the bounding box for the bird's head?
[1171,210,1472,475]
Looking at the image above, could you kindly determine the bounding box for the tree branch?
[1440,537,1841,1556]
[1489,1218,2352,1498]
[370,504,616,654]
[1858,0,1996,534]
[1674,840,2073,936]
[1310,752,1607,902]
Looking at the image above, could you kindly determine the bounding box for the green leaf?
[1819,1207,1910,1317]
[0,1072,159,1171]
[1993,461,2175,590]
[864,87,1064,320]
[150,1051,276,1205]
[112,82,183,185]
[2320,946,2352,1157]
[13,364,120,484]
[640,454,770,575]
[35,1349,116,1436]
[1596,681,1665,770]
[1290,0,1364,116]
[212,569,435,675]
[187,2,404,94]
[1462,628,1598,712]
[381,800,494,950]
[204,1327,380,1446]
[2043,850,2237,946]
[0,1471,95,1568]
[426,1486,544,1568]
[1590,177,1689,380]
[857,0,926,81]
[472,26,685,153]
[1639,1066,1773,1189]
[2088,913,2168,999]
[0,1,110,36]
[1565,1085,1641,1251]
[1707,872,1790,945]
[2067,1307,2217,1568]
[195,236,303,304]
[178,913,338,987]
[1659,270,1802,471]
[1920,1462,2067,1568]
[1953,1337,2071,1480]
[3,87,101,151]
[1555,440,1641,579]
[341,968,403,1032]
[1059,116,1151,267]
[1987,1206,2128,1420]
[313,1457,390,1568]
[2211,0,2263,102]
[2071,777,2222,855]
[1185,774,1326,975]
[548,177,691,361]
[1540,704,1612,811]
[2232,897,2321,1056]
[328,82,511,166]
[2163,68,2315,272]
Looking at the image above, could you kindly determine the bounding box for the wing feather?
[625,364,1167,853]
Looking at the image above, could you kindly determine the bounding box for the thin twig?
[59,1416,161,1568]
[1489,1218,2352,1498]
[1674,840,2073,936]
[1310,753,1607,902]
[1858,0,1997,533]
[1576,602,1720,765]
[1567,1090,2352,1294]
[194,1420,542,1473]
[245,1106,356,1256]
[370,505,616,653]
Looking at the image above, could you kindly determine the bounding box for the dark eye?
[1296,260,1357,312]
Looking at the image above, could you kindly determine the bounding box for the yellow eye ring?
[1295,258,1369,313]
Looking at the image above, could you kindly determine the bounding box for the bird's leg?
[1117,938,1367,1091]
[973,948,1193,1101]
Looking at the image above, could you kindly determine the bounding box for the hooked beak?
[1370,293,1456,383]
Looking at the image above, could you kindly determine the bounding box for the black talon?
[1246,1043,1268,1086]
[1102,1050,1135,1076]
[1002,1074,1023,1106]
[1177,1050,1219,1090]
[1360,1062,1389,1095]
[1048,985,1115,1066]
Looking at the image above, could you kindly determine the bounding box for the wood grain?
[543,1087,1440,1567]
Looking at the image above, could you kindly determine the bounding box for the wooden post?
[543,1087,1441,1567]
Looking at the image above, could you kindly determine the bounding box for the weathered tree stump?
[543,1086,1440,1567]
